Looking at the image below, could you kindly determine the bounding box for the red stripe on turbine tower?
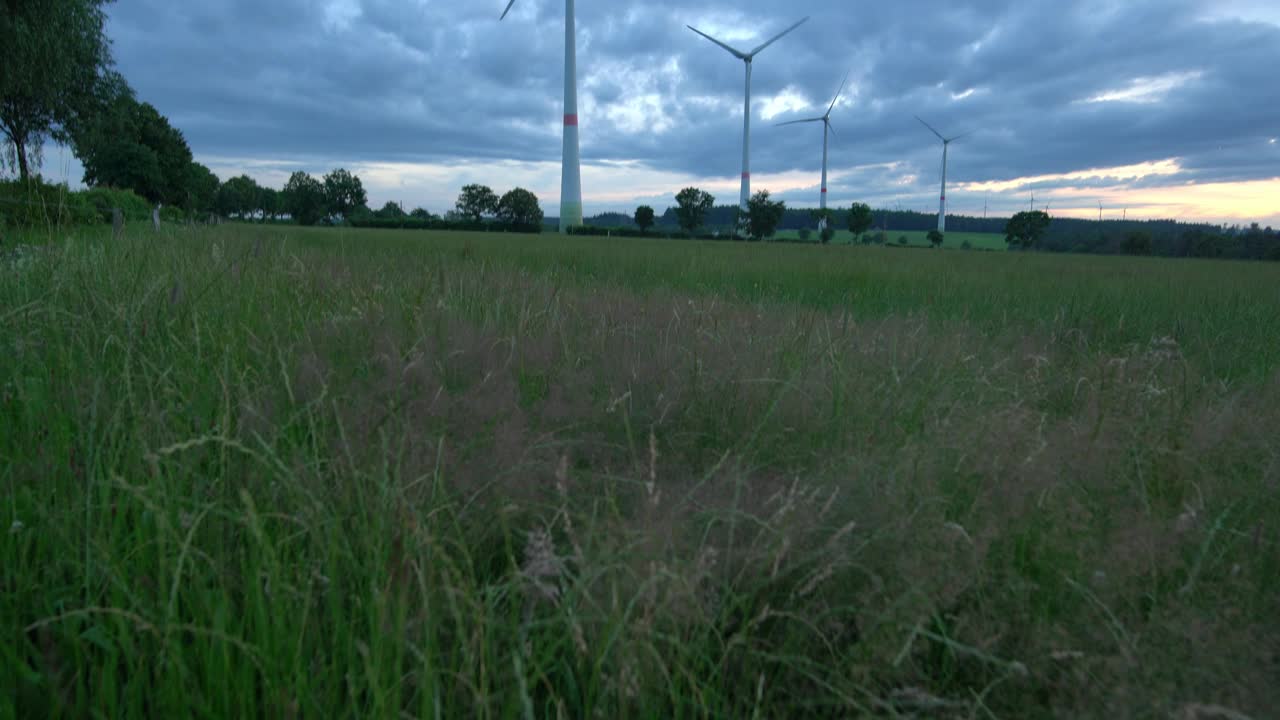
[821,188,828,193]
[741,172,751,179]
[564,114,578,126]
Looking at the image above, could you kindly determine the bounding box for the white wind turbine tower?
[687,16,809,220]
[777,71,850,231]
[915,116,970,234]
[501,0,582,233]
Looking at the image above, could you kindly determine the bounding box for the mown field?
[772,228,1008,249]
[3,224,1279,718]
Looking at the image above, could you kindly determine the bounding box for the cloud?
[67,0,1280,223]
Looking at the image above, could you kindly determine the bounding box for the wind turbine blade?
[826,119,837,137]
[775,117,824,127]
[915,115,945,141]
[686,25,748,59]
[947,129,975,143]
[499,0,516,20]
[749,16,809,56]
[826,70,851,117]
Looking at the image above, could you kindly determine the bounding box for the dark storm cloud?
[105,0,1280,202]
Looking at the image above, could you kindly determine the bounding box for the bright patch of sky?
[321,0,361,32]
[759,87,812,121]
[1082,72,1203,104]
[962,160,1183,193]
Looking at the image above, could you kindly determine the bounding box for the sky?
[35,0,1280,224]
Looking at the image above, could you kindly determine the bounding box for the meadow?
[3,224,1279,718]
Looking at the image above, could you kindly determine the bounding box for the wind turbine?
[777,70,850,231]
[915,116,970,234]
[688,16,809,223]
[501,0,582,233]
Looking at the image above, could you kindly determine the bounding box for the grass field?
[772,228,1009,249]
[4,224,1280,717]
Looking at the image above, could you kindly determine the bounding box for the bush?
[797,227,811,241]
[820,227,835,244]
[81,186,152,223]
[961,240,973,250]
[897,235,908,245]
[0,178,99,228]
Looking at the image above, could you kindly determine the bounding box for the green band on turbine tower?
[559,201,583,233]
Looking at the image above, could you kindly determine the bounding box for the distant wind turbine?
[1098,200,1103,222]
[688,16,809,221]
[501,0,582,232]
[777,70,850,230]
[916,116,971,234]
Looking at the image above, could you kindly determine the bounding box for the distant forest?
[578,206,1280,261]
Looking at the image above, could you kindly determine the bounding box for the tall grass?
[3,224,1278,717]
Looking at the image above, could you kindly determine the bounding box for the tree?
[323,168,366,221]
[674,187,715,236]
[634,205,655,235]
[745,190,786,242]
[1,0,116,181]
[1005,210,1052,250]
[217,175,260,219]
[455,184,499,223]
[847,202,873,242]
[410,207,436,221]
[927,229,944,248]
[375,201,406,219]
[187,162,220,214]
[1122,229,1152,256]
[259,187,281,221]
[283,171,326,226]
[74,91,194,206]
[496,188,544,228]
[812,209,835,244]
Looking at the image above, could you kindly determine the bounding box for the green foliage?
[496,188,544,229]
[797,227,812,241]
[323,168,366,221]
[634,205,655,234]
[258,187,281,221]
[187,162,220,214]
[0,0,115,181]
[455,184,499,223]
[375,201,406,219]
[821,227,836,244]
[897,234,907,245]
[81,186,151,223]
[217,175,260,219]
[928,229,944,248]
[745,191,786,242]
[283,171,326,226]
[674,187,715,236]
[1123,230,1153,256]
[1005,210,1052,250]
[410,207,436,221]
[0,177,98,228]
[847,202,874,240]
[74,92,194,207]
